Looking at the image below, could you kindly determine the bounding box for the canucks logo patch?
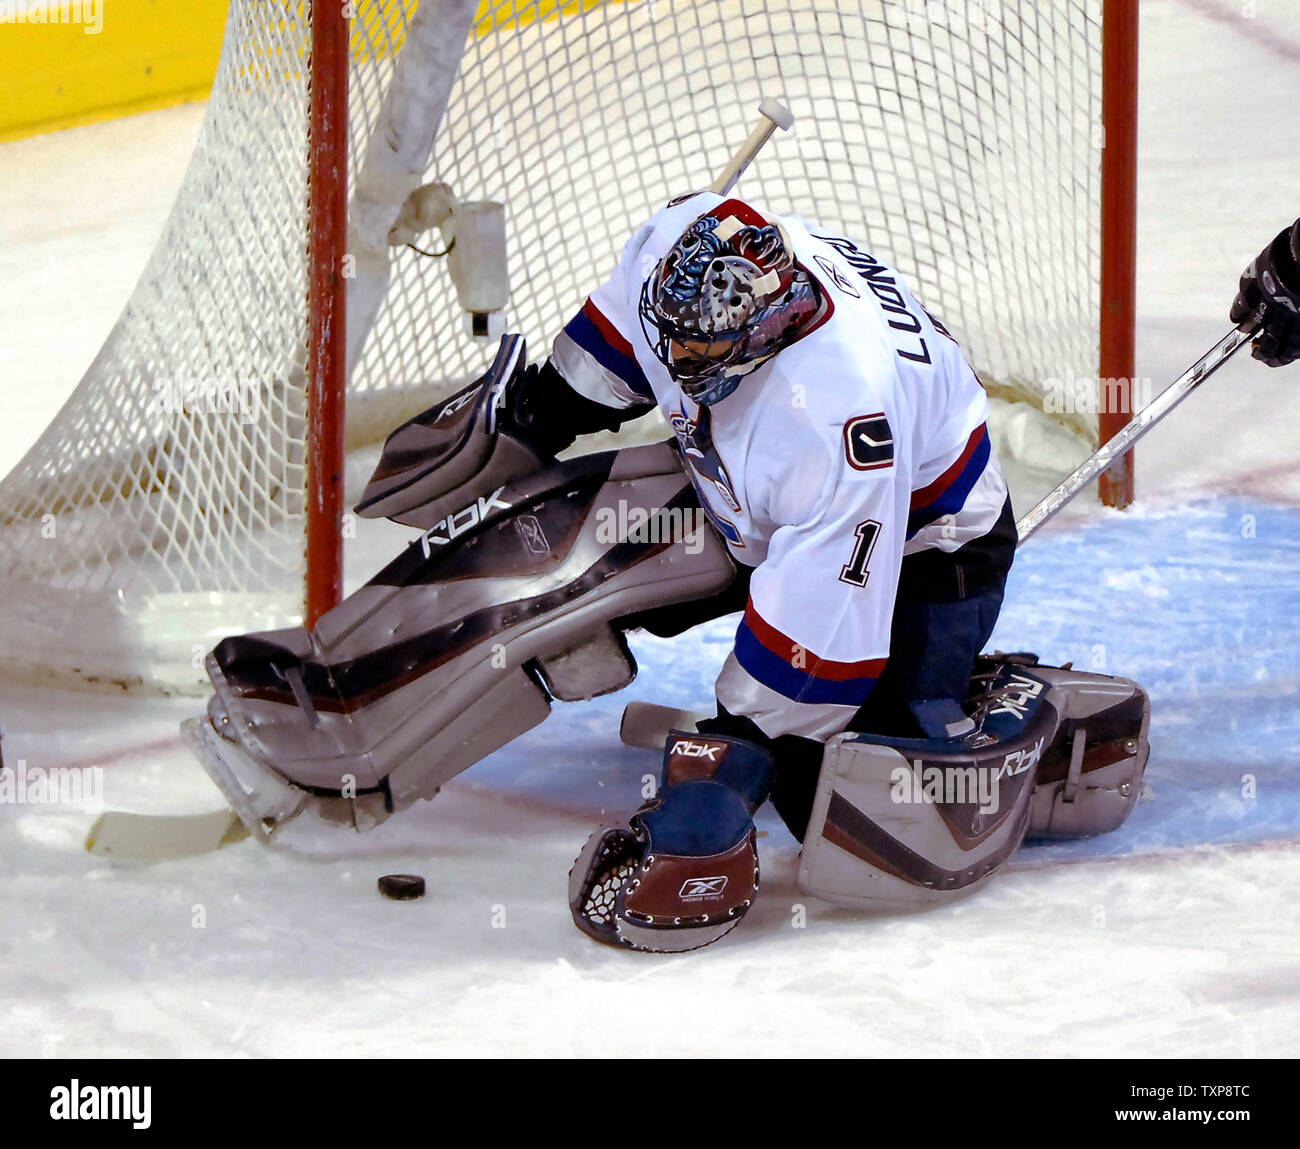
[843,413,895,471]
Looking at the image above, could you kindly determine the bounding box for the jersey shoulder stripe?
[735,599,886,706]
[907,422,991,536]
[563,299,654,399]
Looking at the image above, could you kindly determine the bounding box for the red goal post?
[1099,0,1139,509]
[305,0,351,627]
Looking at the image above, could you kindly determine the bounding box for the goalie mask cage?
[0,0,1137,692]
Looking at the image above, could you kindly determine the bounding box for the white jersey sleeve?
[548,192,730,411]
[548,222,659,410]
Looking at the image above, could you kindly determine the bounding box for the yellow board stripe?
[0,0,229,142]
[0,0,627,143]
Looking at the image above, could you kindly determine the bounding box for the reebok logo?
[436,387,477,423]
[987,674,1045,718]
[670,739,723,762]
[998,736,1045,779]
[419,486,513,552]
[679,876,727,901]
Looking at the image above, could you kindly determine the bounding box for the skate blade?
[181,715,305,843]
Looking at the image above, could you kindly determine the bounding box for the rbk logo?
[988,674,1045,719]
[419,486,513,553]
[679,876,728,900]
[670,739,723,762]
[436,386,478,423]
[998,736,1045,779]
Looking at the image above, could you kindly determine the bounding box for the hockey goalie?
[186,191,1172,952]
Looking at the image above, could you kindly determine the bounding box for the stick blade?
[85,809,250,861]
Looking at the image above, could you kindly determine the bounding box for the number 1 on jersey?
[839,519,882,588]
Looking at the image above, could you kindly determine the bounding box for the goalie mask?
[639,202,822,405]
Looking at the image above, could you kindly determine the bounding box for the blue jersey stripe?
[906,429,990,537]
[735,620,879,706]
[563,309,654,400]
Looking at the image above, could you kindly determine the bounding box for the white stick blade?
[85,809,250,861]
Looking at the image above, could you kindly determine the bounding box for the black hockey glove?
[1230,218,1300,368]
[500,359,655,459]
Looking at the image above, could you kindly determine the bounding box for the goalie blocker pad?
[353,333,542,530]
[797,660,1150,909]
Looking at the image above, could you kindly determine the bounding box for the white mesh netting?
[0,0,1107,690]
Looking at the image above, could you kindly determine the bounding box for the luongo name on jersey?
[549,191,1011,740]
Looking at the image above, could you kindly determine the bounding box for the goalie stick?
[619,701,710,750]
[1016,323,1260,539]
[710,99,794,196]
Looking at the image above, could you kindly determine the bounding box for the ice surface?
[1,0,1299,1057]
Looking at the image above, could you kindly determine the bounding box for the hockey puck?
[377,873,425,900]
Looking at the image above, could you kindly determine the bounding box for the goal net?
[0,0,1132,691]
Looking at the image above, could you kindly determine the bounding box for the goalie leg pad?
[797,660,1152,907]
[1023,664,1150,840]
[181,696,306,842]
[352,333,543,530]
[195,442,736,838]
[797,673,1057,910]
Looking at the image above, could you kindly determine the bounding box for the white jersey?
[549,192,1010,740]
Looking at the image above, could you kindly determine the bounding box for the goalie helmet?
[638,201,822,405]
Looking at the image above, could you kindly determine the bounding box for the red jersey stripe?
[581,299,637,360]
[910,422,987,510]
[742,598,888,682]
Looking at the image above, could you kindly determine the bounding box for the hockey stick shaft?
[1015,324,1260,541]
[710,99,794,195]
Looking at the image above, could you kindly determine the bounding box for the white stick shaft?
[710,101,794,195]
[1016,325,1258,541]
